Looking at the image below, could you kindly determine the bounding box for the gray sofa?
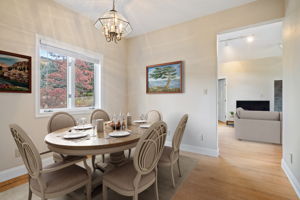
[234,108,282,144]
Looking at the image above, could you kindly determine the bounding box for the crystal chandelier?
[94,0,132,43]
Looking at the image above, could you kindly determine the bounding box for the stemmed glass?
[140,114,145,120]
[112,113,117,131]
[77,117,87,129]
[91,119,97,137]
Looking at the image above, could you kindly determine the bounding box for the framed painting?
[0,50,31,93]
[146,61,183,94]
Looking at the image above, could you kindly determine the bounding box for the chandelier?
[94,0,132,43]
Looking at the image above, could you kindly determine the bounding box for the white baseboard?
[281,159,300,198]
[0,157,53,182]
[165,141,219,157]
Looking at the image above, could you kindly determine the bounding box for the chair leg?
[170,164,175,188]
[86,181,91,200]
[28,186,32,200]
[92,155,96,171]
[155,178,159,200]
[133,193,138,200]
[103,184,108,200]
[177,159,182,177]
[128,149,131,159]
[102,154,105,162]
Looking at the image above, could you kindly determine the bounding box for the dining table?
[44,123,146,166]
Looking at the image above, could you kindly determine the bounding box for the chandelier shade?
[94,0,132,43]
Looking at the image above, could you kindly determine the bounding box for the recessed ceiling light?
[246,35,254,43]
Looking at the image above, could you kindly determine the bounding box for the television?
[236,101,270,111]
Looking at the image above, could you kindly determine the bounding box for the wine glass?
[140,113,145,120]
[91,119,97,137]
[79,117,87,129]
[112,113,117,131]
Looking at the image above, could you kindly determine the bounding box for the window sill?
[36,108,96,118]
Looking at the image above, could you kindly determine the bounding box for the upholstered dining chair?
[127,110,163,160]
[102,121,167,200]
[89,109,110,170]
[47,112,77,162]
[158,114,188,188]
[145,110,162,124]
[10,124,92,200]
[90,109,110,122]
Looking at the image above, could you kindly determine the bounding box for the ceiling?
[54,0,255,37]
[218,21,283,63]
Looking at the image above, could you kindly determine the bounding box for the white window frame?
[35,35,103,117]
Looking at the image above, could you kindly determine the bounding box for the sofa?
[234,107,282,144]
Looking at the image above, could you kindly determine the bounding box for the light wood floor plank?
[172,123,298,200]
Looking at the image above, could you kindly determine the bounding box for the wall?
[219,56,283,118]
[0,0,128,171]
[127,0,284,155]
[282,0,300,197]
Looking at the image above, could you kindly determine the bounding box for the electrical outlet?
[201,134,204,141]
[15,149,21,158]
[290,153,293,164]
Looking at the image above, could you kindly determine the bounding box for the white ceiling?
[54,0,255,37]
[218,21,283,63]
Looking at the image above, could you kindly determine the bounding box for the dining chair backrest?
[172,114,188,152]
[145,110,162,124]
[47,112,76,133]
[10,124,42,179]
[133,121,167,175]
[90,109,110,123]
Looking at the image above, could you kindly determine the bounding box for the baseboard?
[165,141,219,157]
[0,157,53,182]
[281,159,300,198]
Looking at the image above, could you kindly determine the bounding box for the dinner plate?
[133,120,147,123]
[73,124,93,130]
[140,124,151,129]
[109,131,131,137]
[63,132,88,139]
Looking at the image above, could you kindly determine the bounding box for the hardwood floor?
[0,123,298,200]
[0,174,28,193]
[172,123,298,200]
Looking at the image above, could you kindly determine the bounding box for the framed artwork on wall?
[0,50,31,93]
[146,61,183,94]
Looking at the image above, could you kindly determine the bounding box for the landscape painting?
[0,50,31,93]
[146,61,183,94]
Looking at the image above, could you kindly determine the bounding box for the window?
[37,37,101,115]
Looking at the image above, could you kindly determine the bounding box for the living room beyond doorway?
[217,20,283,150]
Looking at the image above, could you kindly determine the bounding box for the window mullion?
[67,57,74,109]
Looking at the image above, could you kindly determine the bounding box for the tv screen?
[236,101,270,111]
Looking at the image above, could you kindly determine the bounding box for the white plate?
[63,132,88,139]
[133,120,147,123]
[140,124,151,129]
[109,131,131,137]
[73,124,93,130]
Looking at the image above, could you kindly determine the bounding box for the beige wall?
[127,0,284,153]
[282,0,300,193]
[0,0,128,171]
[219,57,283,117]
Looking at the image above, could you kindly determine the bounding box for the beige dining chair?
[10,124,92,200]
[90,109,110,122]
[145,110,162,124]
[126,110,163,159]
[158,114,188,188]
[102,121,167,200]
[90,109,110,170]
[47,112,78,162]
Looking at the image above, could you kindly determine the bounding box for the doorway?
[216,19,283,157]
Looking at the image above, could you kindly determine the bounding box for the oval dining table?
[44,124,145,166]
